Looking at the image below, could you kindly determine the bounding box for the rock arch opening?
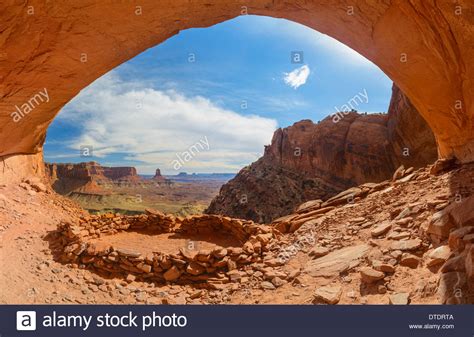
[0,1,473,187]
[38,14,431,221]
[1,2,473,306]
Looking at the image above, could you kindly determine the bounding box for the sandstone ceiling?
[0,0,473,181]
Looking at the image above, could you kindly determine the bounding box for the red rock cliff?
[206,85,437,223]
[46,162,142,195]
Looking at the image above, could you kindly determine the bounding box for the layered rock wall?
[45,162,170,195]
[207,86,438,223]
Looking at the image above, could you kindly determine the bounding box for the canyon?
[45,162,227,216]
[207,85,438,223]
[0,82,471,305]
[0,1,473,306]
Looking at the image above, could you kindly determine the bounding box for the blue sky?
[44,15,392,174]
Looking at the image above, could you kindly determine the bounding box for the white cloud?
[283,65,310,89]
[58,73,278,174]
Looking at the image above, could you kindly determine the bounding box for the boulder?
[427,196,474,240]
[426,246,451,267]
[427,209,455,239]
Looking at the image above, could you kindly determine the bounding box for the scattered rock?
[309,246,329,258]
[371,222,392,237]
[271,277,286,288]
[227,270,242,282]
[31,182,47,193]
[163,266,181,282]
[372,260,395,273]
[115,248,141,258]
[306,245,370,278]
[296,200,322,212]
[387,231,411,240]
[390,239,422,251]
[392,165,405,181]
[389,293,410,305]
[180,247,198,260]
[448,226,474,251]
[186,262,205,276]
[400,253,420,268]
[261,281,276,290]
[189,290,203,300]
[212,248,228,259]
[313,285,342,304]
[360,267,385,283]
[426,209,455,240]
[429,158,456,175]
[426,245,451,267]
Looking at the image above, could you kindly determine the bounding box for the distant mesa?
[46,161,170,195]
